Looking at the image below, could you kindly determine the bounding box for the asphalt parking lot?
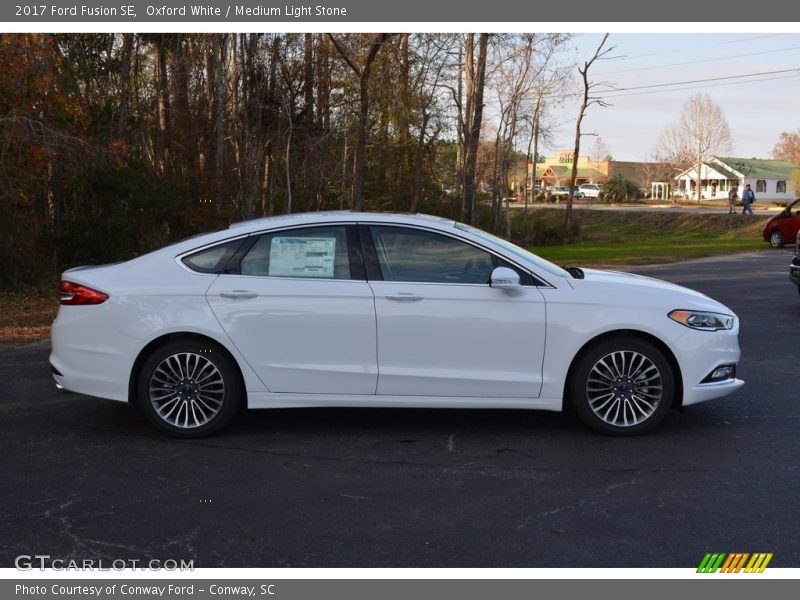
[1,249,798,568]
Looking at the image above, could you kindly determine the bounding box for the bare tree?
[651,125,695,201]
[566,33,613,237]
[406,34,449,213]
[212,34,228,204]
[683,93,732,202]
[771,130,800,163]
[461,33,490,225]
[524,72,568,209]
[658,93,732,202]
[328,33,392,211]
[590,136,611,168]
[490,34,534,230]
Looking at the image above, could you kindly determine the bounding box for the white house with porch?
[675,157,798,201]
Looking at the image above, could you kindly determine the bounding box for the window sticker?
[268,237,336,277]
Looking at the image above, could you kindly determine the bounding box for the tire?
[568,336,675,435]
[769,230,784,248]
[137,340,242,438]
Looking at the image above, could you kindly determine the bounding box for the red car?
[762,198,800,248]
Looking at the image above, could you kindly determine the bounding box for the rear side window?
[182,239,243,274]
[240,226,351,279]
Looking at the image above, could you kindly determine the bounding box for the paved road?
[1,249,798,568]
[509,201,782,215]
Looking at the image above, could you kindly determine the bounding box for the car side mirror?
[490,267,524,295]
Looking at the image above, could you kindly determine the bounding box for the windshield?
[454,223,570,278]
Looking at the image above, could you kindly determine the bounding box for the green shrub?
[601,175,640,203]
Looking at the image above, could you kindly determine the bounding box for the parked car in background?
[549,186,583,200]
[790,230,800,296]
[579,183,601,198]
[51,212,743,438]
[762,198,800,248]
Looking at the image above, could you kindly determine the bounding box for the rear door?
[205,224,378,395]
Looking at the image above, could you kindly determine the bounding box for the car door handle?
[220,291,258,299]
[385,293,424,302]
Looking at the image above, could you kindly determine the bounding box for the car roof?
[152,211,459,260]
[227,211,455,234]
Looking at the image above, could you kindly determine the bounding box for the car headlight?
[668,310,734,331]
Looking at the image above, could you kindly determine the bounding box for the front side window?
[369,226,494,284]
[240,226,351,279]
[756,180,767,193]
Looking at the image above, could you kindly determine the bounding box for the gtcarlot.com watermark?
[15,554,194,571]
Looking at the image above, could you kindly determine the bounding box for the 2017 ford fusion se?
[50,212,743,437]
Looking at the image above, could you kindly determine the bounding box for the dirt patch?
[0,293,58,348]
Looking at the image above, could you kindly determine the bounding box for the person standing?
[728,185,738,214]
[742,183,755,215]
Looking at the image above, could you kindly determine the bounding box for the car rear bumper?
[49,305,134,402]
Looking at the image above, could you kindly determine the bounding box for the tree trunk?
[304,33,314,122]
[352,68,371,211]
[527,97,542,212]
[329,33,391,211]
[316,34,331,131]
[155,35,170,172]
[696,144,702,202]
[116,33,134,140]
[285,118,293,213]
[455,41,464,196]
[566,33,610,240]
[410,110,429,213]
[461,33,489,225]
[461,34,474,221]
[213,34,227,205]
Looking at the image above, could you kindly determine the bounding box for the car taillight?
[58,281,109,305]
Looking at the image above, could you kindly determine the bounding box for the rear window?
[182,239,243,274]
[240,226,351,279]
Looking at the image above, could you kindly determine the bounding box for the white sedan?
[50,212,743,437]
[579,183,602,198]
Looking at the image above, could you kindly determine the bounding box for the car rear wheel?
[137,340,242,437]
[569,336,675,435]
[769,230,785,248]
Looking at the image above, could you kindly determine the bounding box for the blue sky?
[546,33,800,161]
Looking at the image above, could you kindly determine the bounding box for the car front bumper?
[672,320,743,407]
[790,256,800,286]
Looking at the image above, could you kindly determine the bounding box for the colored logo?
[697,553,773,573]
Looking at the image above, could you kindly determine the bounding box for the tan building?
[528,150,656,190]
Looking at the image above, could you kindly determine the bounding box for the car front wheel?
[137,340,242,437]
[569,336,675,435]
[769,230,784,248]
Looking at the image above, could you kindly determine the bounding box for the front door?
[365,225,546,398]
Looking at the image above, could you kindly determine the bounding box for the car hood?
[573,267,732,313]
[764,212,788,226]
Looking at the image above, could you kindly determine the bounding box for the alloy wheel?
[585,350,663,427]
[148,352,226,429]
